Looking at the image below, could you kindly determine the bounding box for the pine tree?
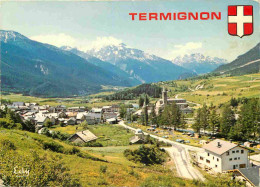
[192,108,202,135]
[201,103,209,135]
[180,114,187,130]
[220,105,236,138]
[238,98,260,141]
[209,108,220,136]
[150,105,157,125]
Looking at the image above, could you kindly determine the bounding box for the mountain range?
[64,43,196,83]
[1,30,258,97]
[0,30,194,97]
[214,43,260,75]
[172,53,228,74]
[0,30,133,97]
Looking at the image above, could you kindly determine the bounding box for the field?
[159,73,260,106]
[52,124,134,146]
[3,73,259,108]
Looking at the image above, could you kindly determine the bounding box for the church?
[155,87,193,114]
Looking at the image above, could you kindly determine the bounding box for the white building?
[198,139,250,173]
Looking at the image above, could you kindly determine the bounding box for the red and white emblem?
[228,5,253,38]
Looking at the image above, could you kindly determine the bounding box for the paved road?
[119,121,205,181]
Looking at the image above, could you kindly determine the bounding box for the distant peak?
[0,30,28,42]
[60,46,76,51]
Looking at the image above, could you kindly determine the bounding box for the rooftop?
[203,139,238,155]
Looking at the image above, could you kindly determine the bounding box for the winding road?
[119,121,205,181]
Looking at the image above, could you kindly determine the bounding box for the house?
[106,118,117,124]
[91,108,103,114]
[85,113,102,124]
[66,117,76,125]
[102,105,119,113]
[103,112,117,121]
[198,139,250,173]
[102,106,112,113]
[55,105,66,112]
[12,102,25,107]
[76,112,87,124]
[35,115,50,126]
[68,130,98,144]
[66,112,78,118]
[58,111,67,118]
[67,107,86,112]
[130,129,145,144]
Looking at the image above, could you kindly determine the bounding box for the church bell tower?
[162,87,167,105]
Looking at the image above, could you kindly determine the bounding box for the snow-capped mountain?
[60,46,142,85]
[172,53,228,74]
[88,43,160,64]
[0,30,27,42]
[85,43,195,83]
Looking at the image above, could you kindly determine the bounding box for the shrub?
[100,165,108,173]
[1,139,16,150]
[42,141,64,153]
[84,142,103,147]
[67,147,80,155]
[124,145,166,165]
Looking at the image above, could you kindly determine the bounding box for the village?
[1,87,259,187]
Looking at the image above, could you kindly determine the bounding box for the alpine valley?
[1,30,194,97]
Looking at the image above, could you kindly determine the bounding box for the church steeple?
[162,87,167,105]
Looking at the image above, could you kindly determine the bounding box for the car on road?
[176,139,185,143]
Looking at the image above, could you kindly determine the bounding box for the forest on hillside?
[104,84,162,100]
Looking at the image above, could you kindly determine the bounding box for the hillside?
[214,43,260,75]
[159,73,260,106]
[0,30,132,97]
[104,83,162,100]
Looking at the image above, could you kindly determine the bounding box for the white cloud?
[167,42,202,59]
[29,34,122,52]
[30,33,76,47]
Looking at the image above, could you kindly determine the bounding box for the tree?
[150,105,157,125]
[23,120,36,132]
[143,104,148,126]
[180,114,187,130]
[238,98,260,141]
[44,119,53,128]
[220,105,236,138]
[80,120,88,129]
[208,108,220,136]
[192,108,202,135]
[230,97,238,107]
[119,105,127,119]
[201,103,209,135]
[139,97,144,108]
[158,102,181,130]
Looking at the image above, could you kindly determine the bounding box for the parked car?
[176,139,184,143]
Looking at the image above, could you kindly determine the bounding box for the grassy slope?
[52,124,134,146]
[0,128,203,187]
[159,73,260,106]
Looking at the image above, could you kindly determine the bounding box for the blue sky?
[1,0,259,61]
